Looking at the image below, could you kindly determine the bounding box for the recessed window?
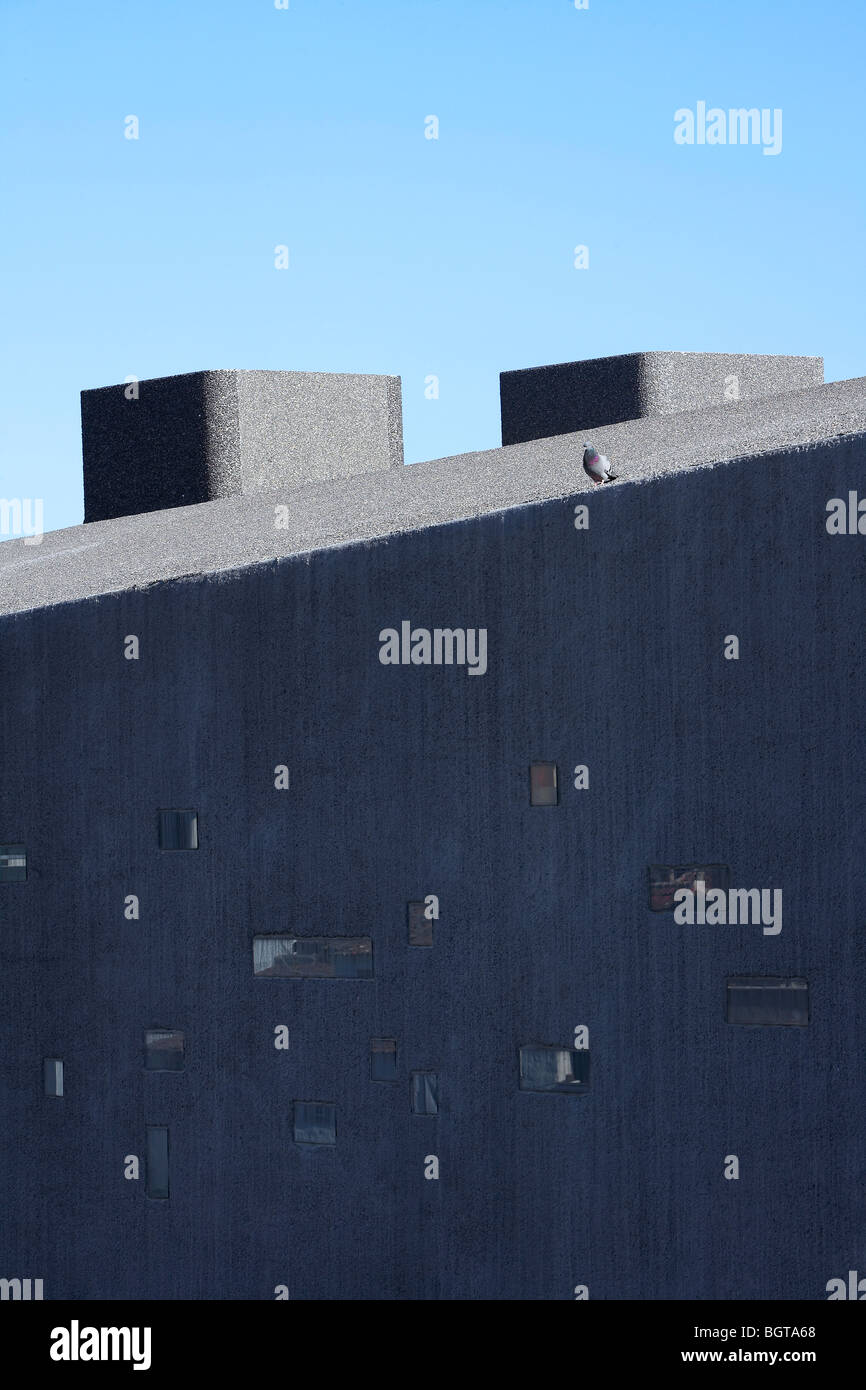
[371,1038,397,1081]
[411,1072,439,1115]
[158,810,198,851]
[529,763,558,806]
[253,936,373,979]
[519,1044,590,1094]
[146,1126,170,1199]
[294,1102,336,1146]
[408,901,433,947]
[0,845,27,882]
[726,977,809,1027]
[144,1030,185,1072]
[647,863,730,911]
[43,1059,63,1098]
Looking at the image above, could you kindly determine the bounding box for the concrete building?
[1,352,865,1301]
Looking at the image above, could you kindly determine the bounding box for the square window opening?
[145,1030,185,1071]
[158,810,199,851]
[294,1101,336,1145]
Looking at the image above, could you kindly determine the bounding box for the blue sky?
[1,0,863,533]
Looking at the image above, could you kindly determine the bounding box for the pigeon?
[583,442,618,484]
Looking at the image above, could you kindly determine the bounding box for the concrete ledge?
[500,351,824,445]
[5,371,865,619]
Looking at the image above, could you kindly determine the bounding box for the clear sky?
[1,0,863,534]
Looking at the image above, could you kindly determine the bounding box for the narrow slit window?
[529,763,558,807]
[146,1126,170,1199]
[158,810,198,851]
[294,1102,336,1145]
[519,1044,590,1094]
[411,1072,439,1115]
[0,845,27,882]
[144,1030,185,1072]
[408,901,433,948]
[43,1058,63,1097]
[726,977,809,1027]
[253,936,373,979]
[371,1038,398,1081]
[647,863,730,912]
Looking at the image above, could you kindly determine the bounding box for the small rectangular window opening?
[519,1044,590,1094]
[647,863,730,912]
[145,1030,185,1071]
[726,977,809,1027]
[408,901,433,947]
[253,937,373,979]
[411,1072,439,1115]
[43,1058,63,1097]
[530,763,558,807]
[0,845,27,881]
[294,1102,336,1145]
[371,1038,398,1081]
[158,810,199,851]
[146,1126,170,1199]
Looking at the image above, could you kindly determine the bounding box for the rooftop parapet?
[500,351,824,445]
[81,369,404,523]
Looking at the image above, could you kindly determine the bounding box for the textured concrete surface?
[5,372,866,618]
[1,428,865,1299]
[500,351,824,444]
[81,369,404,523]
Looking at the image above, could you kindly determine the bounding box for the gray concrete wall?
[1,432,864,1299]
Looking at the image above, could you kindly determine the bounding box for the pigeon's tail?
[606,472,619,482]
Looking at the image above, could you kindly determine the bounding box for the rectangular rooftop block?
[500,351,824,445]
[81,369,404,523]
